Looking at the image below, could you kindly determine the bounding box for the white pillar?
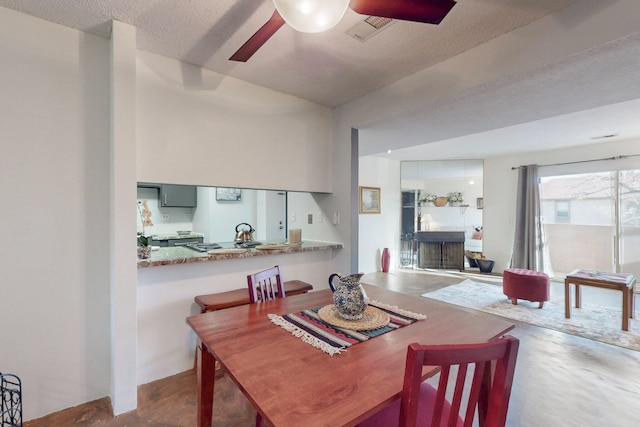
[110,19,138,415]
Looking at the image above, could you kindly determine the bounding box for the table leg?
[564,279,571,319]
[197,342,215,427]
[622,288,630,331]
[575,284,582,309]
[631,289,636,320]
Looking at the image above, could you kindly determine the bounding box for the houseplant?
[137,200,153,259]
[446,191,464,206]
[417,192,437,205]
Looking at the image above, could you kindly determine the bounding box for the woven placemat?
[317,305,390,331]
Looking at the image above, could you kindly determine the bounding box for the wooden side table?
[564,269,636,331]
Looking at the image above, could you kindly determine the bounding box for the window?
[554,201,570,222]
[539,170,640,279]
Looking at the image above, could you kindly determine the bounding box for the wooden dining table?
[186,283,515,427]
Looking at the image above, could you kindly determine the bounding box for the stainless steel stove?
[183,243,222,252]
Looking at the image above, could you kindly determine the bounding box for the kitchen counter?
[137,240,343,268]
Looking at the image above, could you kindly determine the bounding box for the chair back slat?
[431,365,449,426]
[247,265,285,304]
[463,361,487,426]
[448,362,468,426]
[483,339,519,427]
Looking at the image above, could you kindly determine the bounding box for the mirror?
[137,184,288,243]
[400,160,483,267]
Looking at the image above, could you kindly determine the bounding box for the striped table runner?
[268,301,427,356]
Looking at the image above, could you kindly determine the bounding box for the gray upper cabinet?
[159,184,197,207]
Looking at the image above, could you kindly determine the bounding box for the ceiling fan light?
[273,0,349,33]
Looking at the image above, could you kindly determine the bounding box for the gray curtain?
[511,164,545,271]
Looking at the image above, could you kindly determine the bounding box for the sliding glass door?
[619,169,640,277]
[539,169,640,279]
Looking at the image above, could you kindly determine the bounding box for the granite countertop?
[137,240,343,268]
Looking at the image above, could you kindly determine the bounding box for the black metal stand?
[1,373,22,427]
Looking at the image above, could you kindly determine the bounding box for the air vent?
[346,16,395,42]
[365,16,393,29]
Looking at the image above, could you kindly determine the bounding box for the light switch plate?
[308,214,313,224]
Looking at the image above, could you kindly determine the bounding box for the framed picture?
[216,187,242,201]
[477,197,484,209]
[359,186,381,214]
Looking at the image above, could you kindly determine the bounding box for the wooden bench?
[195,279,313,313]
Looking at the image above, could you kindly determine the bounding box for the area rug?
[422,279,640,352]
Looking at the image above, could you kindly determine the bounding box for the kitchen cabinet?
[159,184,197,207]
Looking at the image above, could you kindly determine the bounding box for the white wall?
[135,51,333,193]
[0,7,111,420]
[285,191,345,243]
[358,156,401,273]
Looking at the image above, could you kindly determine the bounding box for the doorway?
[259,190,287,241]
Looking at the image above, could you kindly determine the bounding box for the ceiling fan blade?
[349,0,456,25]
[229,10,286,62]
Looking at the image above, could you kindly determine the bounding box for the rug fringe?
[370,300,427,320]
[268,314,345,356]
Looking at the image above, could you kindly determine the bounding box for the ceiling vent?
[346,16,395,42]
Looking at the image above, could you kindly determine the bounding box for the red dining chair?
[247,265,286,304]
[358,335,519,427]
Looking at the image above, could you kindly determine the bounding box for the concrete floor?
[25,269,640,426]
[371,269,640,427]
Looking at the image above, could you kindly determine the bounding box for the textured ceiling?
[0,0,576,107]
[3,0,639,162]
[361,30,640,160]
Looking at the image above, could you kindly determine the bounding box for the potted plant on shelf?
[137,200,153,259]
[446,191,464,206]
[417,192,437,205]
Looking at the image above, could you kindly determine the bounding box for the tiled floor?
[25,269,640,426]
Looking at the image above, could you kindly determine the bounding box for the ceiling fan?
[229,0,457,62]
